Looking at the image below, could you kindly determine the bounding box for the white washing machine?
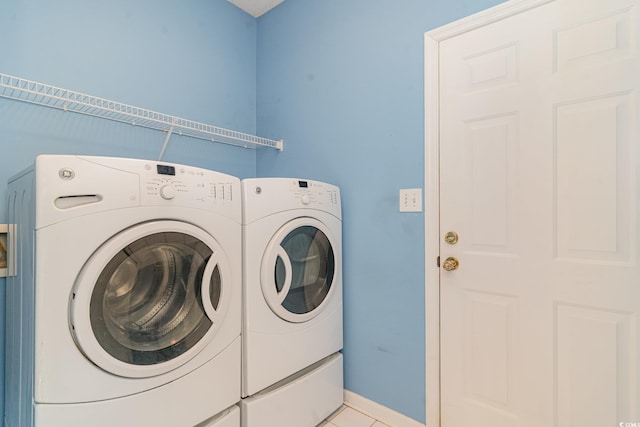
[5,155,242,427]
[240,178,344,427]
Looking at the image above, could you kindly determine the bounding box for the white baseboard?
[343,390,426,427]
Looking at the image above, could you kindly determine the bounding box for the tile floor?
[320,405,391,427]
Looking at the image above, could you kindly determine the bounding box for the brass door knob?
[442,257,459,271]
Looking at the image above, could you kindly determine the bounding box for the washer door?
[70,220,232,378]
[261,217,337,323]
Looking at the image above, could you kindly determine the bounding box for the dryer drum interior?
[273,226,335,314]
[89,232,222,365]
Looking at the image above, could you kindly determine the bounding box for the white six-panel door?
[429,0,640,425]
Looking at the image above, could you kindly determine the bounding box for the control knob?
[301,194,310,205]
[160,185,177,200]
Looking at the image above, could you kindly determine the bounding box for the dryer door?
[261,217,338,323]
[70,220,232,378]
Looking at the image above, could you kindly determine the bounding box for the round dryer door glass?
[262,221,336,322]
[89,232,221,366]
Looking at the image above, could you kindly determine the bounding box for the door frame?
[423,0,554,425]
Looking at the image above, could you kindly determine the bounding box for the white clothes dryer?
[240,178,344,427]
[5,155,242,427]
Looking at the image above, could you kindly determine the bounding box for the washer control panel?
[39,155,241,226]
[139,162,237,210]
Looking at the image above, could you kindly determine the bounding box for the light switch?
[399,188,422,212]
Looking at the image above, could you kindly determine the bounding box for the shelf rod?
[0,73,284,151]
[158,122,176,161]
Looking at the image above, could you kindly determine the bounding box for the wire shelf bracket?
[0,73,284,152]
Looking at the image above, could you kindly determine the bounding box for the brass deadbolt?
[444,231,459,245]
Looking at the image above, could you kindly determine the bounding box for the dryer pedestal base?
[240,353,343,427]
[198,405,240,427]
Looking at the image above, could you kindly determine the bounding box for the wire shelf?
[0,73,283,151]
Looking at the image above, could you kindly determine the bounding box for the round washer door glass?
[71,221,231,378]
[262,218,336,322]
[92,232,218,364]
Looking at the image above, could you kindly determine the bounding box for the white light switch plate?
[399,188,422,212]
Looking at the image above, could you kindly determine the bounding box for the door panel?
[555,93,634,263]
[439,0,640,426]
[556,304,634,426]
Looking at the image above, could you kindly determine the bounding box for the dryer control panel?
[291,180,339,210]
[242,178,341,224]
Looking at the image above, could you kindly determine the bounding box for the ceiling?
[227,0,285,17]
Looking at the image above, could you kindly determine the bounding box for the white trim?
[0,224,8,278]
[343,390,426,427]
[428,0,554,41]
[423,30,441,427]
[423,0,557,426]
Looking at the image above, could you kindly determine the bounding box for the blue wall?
[0,0,257,420]
[0,0,259,202]
[0,0,510,424]
[256,0,505,422]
